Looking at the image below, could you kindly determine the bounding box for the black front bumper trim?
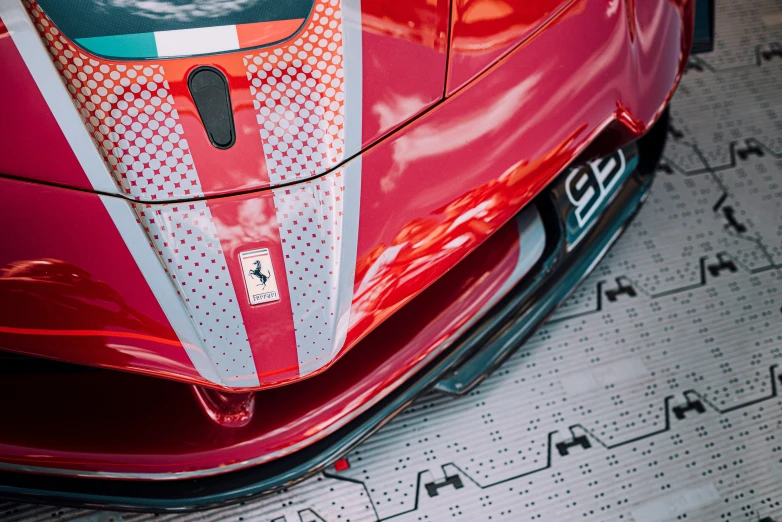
[0,148,658,513]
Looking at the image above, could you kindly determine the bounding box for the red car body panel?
[446,0,569,95]
[0,179,199,382]
[0,0,692,480]
[0,18,89,190]
[0,0,449,197]
[0,206,542,476]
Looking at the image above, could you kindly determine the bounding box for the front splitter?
[0,155,655,511]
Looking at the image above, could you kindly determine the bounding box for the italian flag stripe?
[76,19,305,59]
[76,32,157,58]
[236,19,305,48]
[154,25,239,57]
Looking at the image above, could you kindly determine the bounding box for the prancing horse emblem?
[239,248,279,305]
[248,260,271,289]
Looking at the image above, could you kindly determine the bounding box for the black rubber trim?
[0,109,670,510]
[691,0,715,54]
[433,110,668,395]
[0,167,657,514]
[188,67,236,150]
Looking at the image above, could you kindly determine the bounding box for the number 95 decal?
[565,150,627,228]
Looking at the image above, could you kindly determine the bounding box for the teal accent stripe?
[76,32,158,58]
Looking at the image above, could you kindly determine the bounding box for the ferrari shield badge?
[239,248,280,305]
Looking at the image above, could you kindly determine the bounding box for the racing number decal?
[565,150,627,228]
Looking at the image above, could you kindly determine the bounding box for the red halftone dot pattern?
[134,201,258,384]
[273,168,346,373]
[244,0,345,185]
[24,0,260,385]
[24,0,201,201]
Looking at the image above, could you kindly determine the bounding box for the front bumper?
[0,133,658,510]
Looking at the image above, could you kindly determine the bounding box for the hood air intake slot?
[188,67,236,149]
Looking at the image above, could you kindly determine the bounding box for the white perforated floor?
[3,1,782,520]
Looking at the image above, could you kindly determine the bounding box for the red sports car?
[0,0,694,510]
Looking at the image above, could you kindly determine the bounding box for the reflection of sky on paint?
[37,0,313,38]
[96,0,260,22]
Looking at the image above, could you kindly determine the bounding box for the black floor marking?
[326,366,781,521]
[685,365,780,415]
[299,508,327,522]
[736,140,765,161]
[552,252,744,324]
[707,252,739,276]
[698,42,782,72]
[712,192,728,212]
[568,365,779,451]
[665,137,782,177]
[424,475,463,497]
[669,123,685,140]
[320,471,382,521]
[327,433,559,521]
[664,142,778,265]
[555,435,591,457]
[683,59,705,73]
[658,161,674,174]
[760,43,782,62]
[722,206,747,234]
[672,397,706,420]
[604,277,637,302]
[645,257,711,299]
[547,281,604,324]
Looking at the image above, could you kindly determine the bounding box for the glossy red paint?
[333,458,351,472]
[0,0,693,477]
[347,0,692,345]
[199,191,301,383]
[191,386,257,428]
[446,0,569,95]
[0,19,91,191]
[0,0,448,200]
[361,0,449,143]
[0,0,691,391]
[0,205,525,475]
[0,178,200,383]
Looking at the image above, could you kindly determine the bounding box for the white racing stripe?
[154,25,240,58]
[245,0,365,375]
[332,157,362,370]
[271,161,362,376]
[133,200,260,387]
[1,0,118,195]
[101,196,222,386]
[342,0,363,158]
[4,1,259,387]
[244,0,357,186]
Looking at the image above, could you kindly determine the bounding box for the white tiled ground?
[3,0,782,520]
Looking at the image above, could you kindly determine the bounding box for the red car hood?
[0,0,691,390]
[0,0,450,389]
[3,0,451,198]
